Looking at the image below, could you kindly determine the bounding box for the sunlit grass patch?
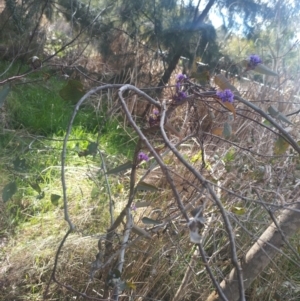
[7,80,100,135]
[0,127,127,299]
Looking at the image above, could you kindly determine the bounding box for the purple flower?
[131,203,137,211]
[153,109,159,115]
[176,73,187,82]
[174,91,187,102]
[174,74,188,102]
[216,89,234,103]
[149,109,160,127]
[178,91,187,99]
[248,54,262,69]
[138,152,149,162]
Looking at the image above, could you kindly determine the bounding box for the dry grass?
[2,76,300,301]
[1,15,300,300]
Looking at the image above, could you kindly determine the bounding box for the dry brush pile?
[40,66,300,300]
[1,27,300,300]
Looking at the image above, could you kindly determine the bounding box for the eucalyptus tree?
[57,0,289,86]
[0,0,292,82]
[105,0,274,81]
[0,0,54,61]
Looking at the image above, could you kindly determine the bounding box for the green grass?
[3,66,137,157]
[1,61,137,232]
[7,79,99,135]
[0,61,143,301]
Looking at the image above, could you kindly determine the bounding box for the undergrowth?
[0,61,138,300]
[1,37,300,301]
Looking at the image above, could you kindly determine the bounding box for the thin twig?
[61,84,123,229]
[234,95,300,154]
[98,149,114,225]
[44,228,73,298]
[113,208,133,301]
[118,85,189,222]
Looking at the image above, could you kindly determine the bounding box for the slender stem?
[118,85,189,222]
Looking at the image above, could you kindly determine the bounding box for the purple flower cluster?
[248,54,262,69]
[174,91,187,102]
[138,152,149,162]
[176,73,187,82]
[174,73,188,102]
[131,203,137,211]
[153,109,159,115]
[216,89,234,103]
[149,108,160,127]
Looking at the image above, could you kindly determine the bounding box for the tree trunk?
[136,0,218,118]
[157,51,182,88]
[157,0,216,87]
[206,202,300,301]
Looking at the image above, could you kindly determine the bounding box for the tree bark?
[157,51,182,88]
[206,202,300,301]
[136,0,218,118]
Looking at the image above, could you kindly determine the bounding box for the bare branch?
[234,95,300,154]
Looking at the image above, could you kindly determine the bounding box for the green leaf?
[78,142,98,157]
[254,64,278,76]
[274,136,290,155]
[125,281,137,290]
[87,142,98,155]
[2,182,17,202]
[73,142,80,152]
[263,119,273,127]
[268,105,280,118]
[59,79,86,103]
[106,161,133,174]
[231,206,246,215]
[223,148,235,162]
[214,74,240,96]
[29,182,41,194]
[190,151,202,163]
[13,157,27,171]
[277,113,293,125]
[141,217,162,225]
[91,186,100,198]
[51,194,61,206]
[0,85,10,108]
[136,181,158,192]
[223,122,232,139]
[132,225,151,239]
